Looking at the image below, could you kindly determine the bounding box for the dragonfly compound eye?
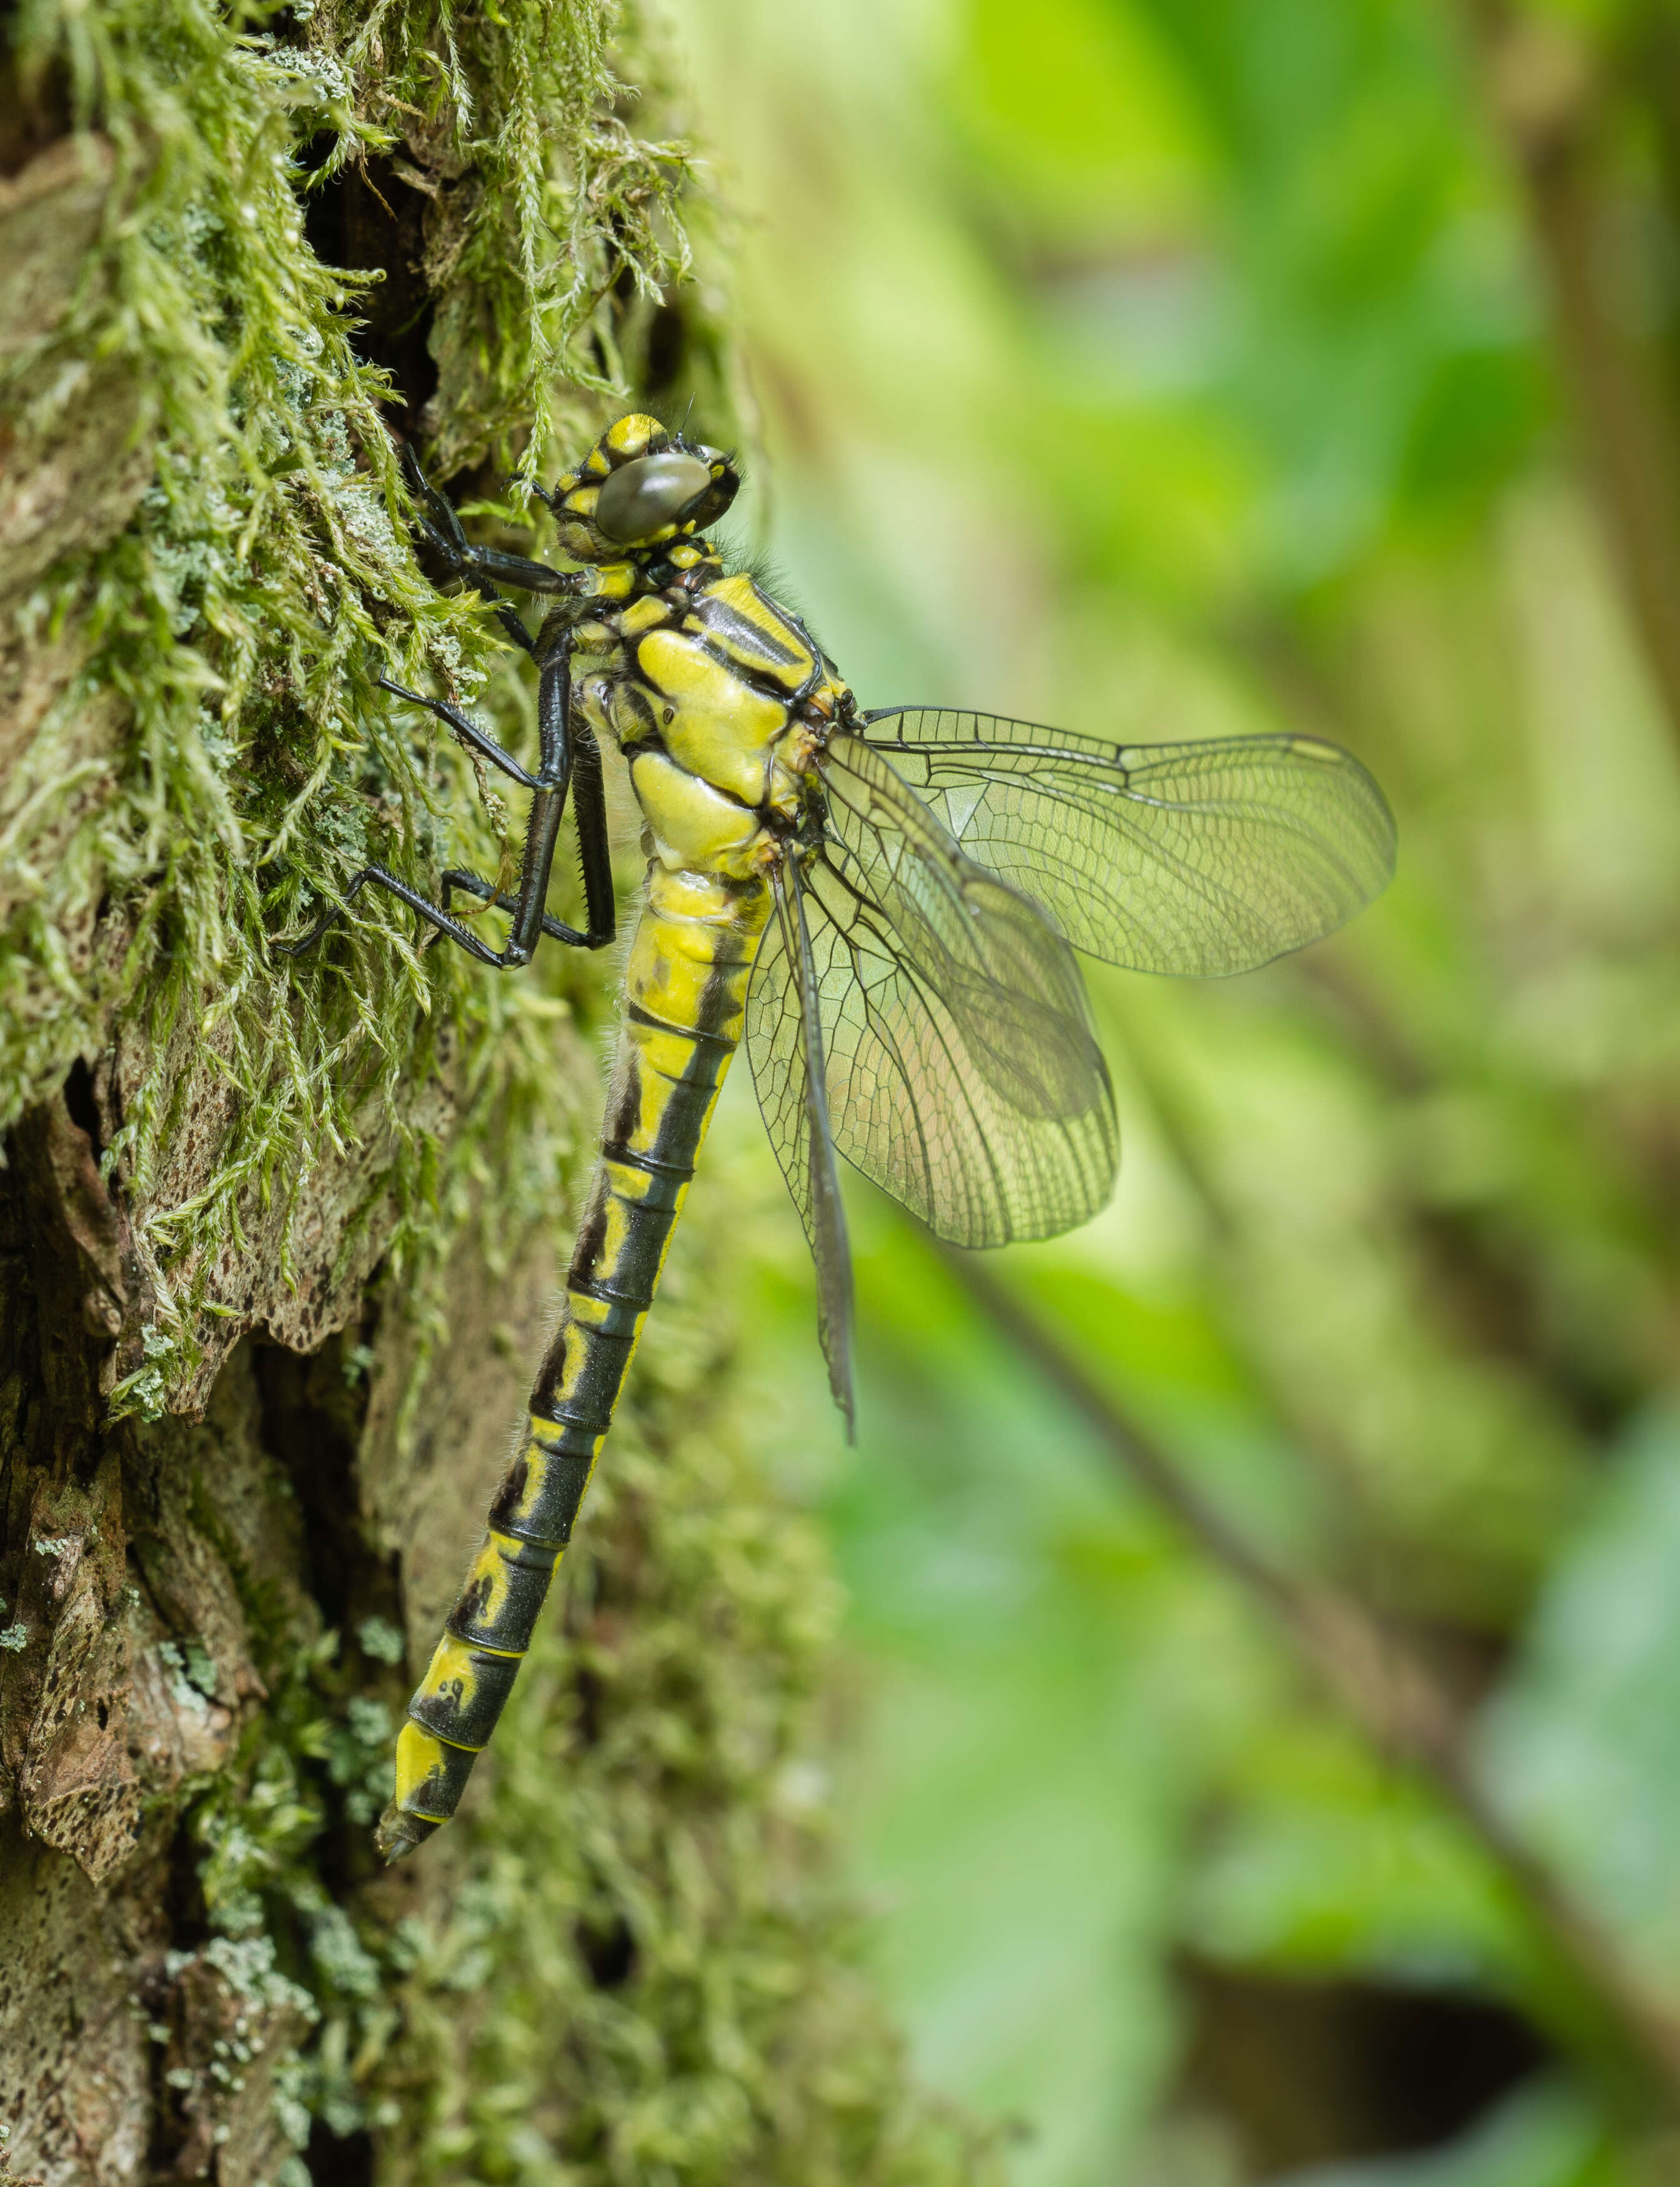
[595,450,715,543]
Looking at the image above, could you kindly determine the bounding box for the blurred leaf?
[1182,1724,1527,1993]
[672,0,1680,2173]
[1272,2076,1612,2187]
[1479,1408,1680,1989]
[953,0,1212,234]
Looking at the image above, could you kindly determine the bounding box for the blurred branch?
[940,1243,1680,2108]
[1461,0,1680,759]
[1629,4,1680,351]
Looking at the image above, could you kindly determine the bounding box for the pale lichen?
[1,2,998,2178]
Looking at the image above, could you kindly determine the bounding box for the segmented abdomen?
[375,862,771,1860]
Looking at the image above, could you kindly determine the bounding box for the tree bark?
[0,7,993,2182]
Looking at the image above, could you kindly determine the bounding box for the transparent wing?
[748,734,1117,1254]
[862,708,1396,977]
[754,864,856,1430]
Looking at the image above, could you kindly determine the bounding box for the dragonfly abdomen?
[375,864,771,1860]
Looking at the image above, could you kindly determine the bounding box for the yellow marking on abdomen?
[374,642,783,1865]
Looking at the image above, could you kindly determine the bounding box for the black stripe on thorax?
[686,635,818,709]
[688,579,826,695]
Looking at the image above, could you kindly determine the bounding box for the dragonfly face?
[541,411,740,562]
[277,412,1396,1861]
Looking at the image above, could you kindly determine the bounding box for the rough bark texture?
[0,6,997,2182]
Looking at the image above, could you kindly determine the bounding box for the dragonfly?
[277,412,1395,1861]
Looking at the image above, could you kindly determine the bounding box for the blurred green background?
[662,2,1680,2182]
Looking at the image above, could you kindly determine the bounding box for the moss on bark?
[0,4,1003,2179]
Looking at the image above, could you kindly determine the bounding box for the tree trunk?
[0,6,994,2181]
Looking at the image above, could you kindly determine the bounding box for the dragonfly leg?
[440,867,608,949]
[535,630,616,949]
[395,448,537,658]
[271,850,610,966]
[377,676,541,789]
[570,730,615,944]
[274,482,612,969]
[270,864,527,967]
[400,443,579,605]
[507,469,561,514]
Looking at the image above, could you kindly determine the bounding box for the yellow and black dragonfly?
[278,413,1394,1861]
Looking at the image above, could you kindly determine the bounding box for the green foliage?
[184,1621,402,2161]
[675,0,1680,2180]
[299,0,699,467]
[1483,1408,1680,1989]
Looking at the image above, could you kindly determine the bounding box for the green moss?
[181,1620,399,2162]
[378,1223,1008,2187]
[166,1290,1005,2180]
[1,0,698,1416]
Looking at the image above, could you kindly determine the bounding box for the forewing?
[747,733,1116,1250]
[862,707,1395,976]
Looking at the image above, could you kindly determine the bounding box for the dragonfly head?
[544,412,739,561]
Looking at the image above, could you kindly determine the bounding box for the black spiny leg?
[400,443,581,645]
[397,447,539,658]
[437,871,604,949]
[568,717,617,947]
[374,676,542,788]
[272,864,518,968]
[526,622,615,953]
[272,451,617,970]
[274,630,614,967]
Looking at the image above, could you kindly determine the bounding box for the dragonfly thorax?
[580,547,848,880]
